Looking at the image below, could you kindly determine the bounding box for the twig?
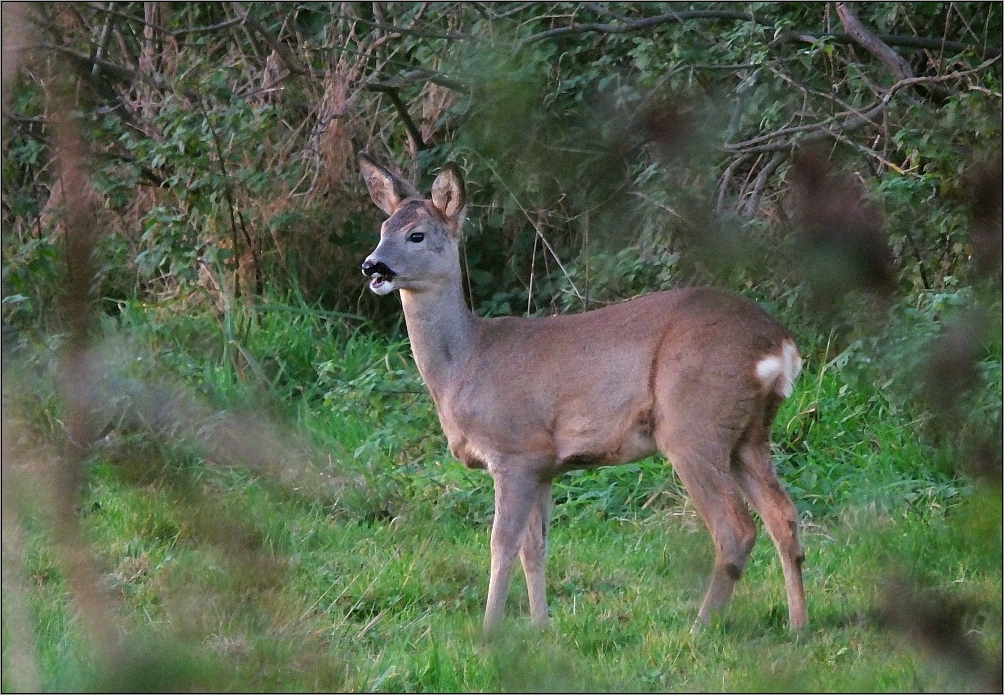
[778,30,1002,58]
[517,7,1001,56]
[326,13,470,41]
[530,214,583,306]
[37,42,139,84]
[90,4,249,37]
[520,9,766,47]
[242,13,315,78]
[487,3,538,21]
[835,2,913,80]
[90,3,114,79]
[476,154,584,305]
[196,94,262,297]
[365,83,428,151]
[527,227,539,316]
[367,69,469,94]
[742,151,786,218]
[726,56,1000,157]
[716,154,750,216]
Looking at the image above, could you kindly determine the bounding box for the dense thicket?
[3,2,1001,328]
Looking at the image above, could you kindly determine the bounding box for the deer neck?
[399,281,479,396]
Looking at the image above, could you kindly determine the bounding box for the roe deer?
[359,154,808,631]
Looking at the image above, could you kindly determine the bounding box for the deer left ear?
[359,152,419,216]
[431,162,466,228]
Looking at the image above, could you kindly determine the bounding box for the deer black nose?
[362,259,394,278]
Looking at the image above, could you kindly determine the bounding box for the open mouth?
[368,273,396,295]
[362,260,397,295]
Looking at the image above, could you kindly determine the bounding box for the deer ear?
[359,153,418,216]
[431,162,466,226]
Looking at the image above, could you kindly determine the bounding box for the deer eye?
[407,232,425,243]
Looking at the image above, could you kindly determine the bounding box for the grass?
[2,293,1001,692]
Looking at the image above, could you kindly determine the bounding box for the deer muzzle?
[362,258,397,295]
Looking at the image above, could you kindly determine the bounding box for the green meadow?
[3,292,999,692]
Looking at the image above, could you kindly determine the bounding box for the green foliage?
[3,3,1001,324]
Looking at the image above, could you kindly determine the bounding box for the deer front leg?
[484,468,540,631]
[520,480,553,628]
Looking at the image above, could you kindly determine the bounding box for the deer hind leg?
[733,440,808,630]
[661,439,758,625]
[519,480,553,628]
[484,467,541,631]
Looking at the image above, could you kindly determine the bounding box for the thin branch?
[530,214,583,306]
[835,2,913,80]
[90,5,249,38]
[367,68,469,94]
[515,6,1001,57]
[728,110,857,151]
[778,30,1002,58]
[196,94,262,297]
[727,95,892,156]
[242,14,314,78]
[716,154,750,216]
[742,151,787,218]
[883,55,1000,90]
[37,42,138,84]
[487,3,538,21]
[327,13,470,41]
[521,9,767,47]
[725,57,1001,156]
[475,154,584,306]
[365,83,428,151]
[583,2,633,24]
[90,3,114,79]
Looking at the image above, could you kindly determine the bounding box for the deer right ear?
[359,153,417,216]
[431,162,466,227]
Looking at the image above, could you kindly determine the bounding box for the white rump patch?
[755,340,802,398]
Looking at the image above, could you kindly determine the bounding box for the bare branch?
[368,69,469,95]
[516,5,1001,57]
[835,2,913,80]
[90,5,249,38]
[327,13,470,41]
[36,42,138,85]
[779,30,1003,58]
[716,154,750,216]
[742,151,787,218]
[365,83,428,151]
[725,57,1002,156]
[520,9,767,47]
[242,14,314,78]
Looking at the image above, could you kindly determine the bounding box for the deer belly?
[448,435,490,470]
[555,407,658,469]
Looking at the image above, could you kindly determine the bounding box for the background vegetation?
[2,2,1001,691]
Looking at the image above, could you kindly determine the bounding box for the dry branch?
[725,56,1001,159]
[366,83,429,151]
[368,68,469,95]
[328,13,470,41]
[517,5,1001,57]
[520,8,768,46]
[91,4,249,37]
[835,2,914,80]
